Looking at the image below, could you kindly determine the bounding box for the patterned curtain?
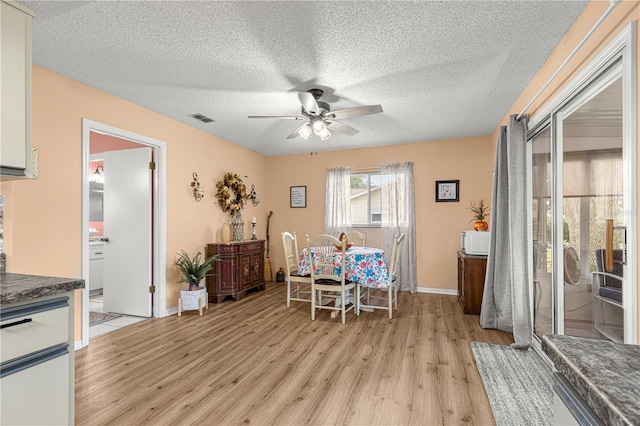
[325,167,351,236]
[381,162,417,293]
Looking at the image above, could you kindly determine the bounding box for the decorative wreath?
[216,172,249,215]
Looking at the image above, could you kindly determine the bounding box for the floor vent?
[189,113,215,123]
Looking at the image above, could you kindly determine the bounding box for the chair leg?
[394,284,398,310]
[311,284,316,321]
[286,278,291,307]
[388,287,393,319]
[341,288,346,325]
[355,285,360,316]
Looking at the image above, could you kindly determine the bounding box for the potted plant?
[176,250,219,291]
[469,199,490,231]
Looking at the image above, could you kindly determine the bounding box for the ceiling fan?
[248,89,383,141]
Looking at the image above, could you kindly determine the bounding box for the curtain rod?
[516,0,621,121]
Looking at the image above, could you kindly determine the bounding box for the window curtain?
[381,162,417,293]
[325,167,351,236]
[480,114,532,349]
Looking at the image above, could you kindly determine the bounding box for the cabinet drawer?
[240,241,264,253]
[0,347,70,425]
[0,298,69,363]
[90,243,104,260]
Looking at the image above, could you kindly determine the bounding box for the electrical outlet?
[586,283,592,292]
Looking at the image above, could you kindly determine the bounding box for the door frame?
[528,22,637,344]
[80,118,167,348]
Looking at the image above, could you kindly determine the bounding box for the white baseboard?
[416,287,458,296]
[165,306,178,316]
[75,340,84,351]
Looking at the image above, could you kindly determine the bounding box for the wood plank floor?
[75,283,513,425]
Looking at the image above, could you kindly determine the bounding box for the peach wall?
[265,136,494,292]
[1,66,270,340]
[491,1,640,339]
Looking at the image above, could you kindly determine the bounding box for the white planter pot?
[178,286,208,316]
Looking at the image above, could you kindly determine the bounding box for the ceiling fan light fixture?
[312,118,325,134]
[318,126,331,141]
[299,123,312,140]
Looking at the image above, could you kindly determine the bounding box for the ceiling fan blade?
[248,115,305,120]
[327,104,383,120]
[286,122,311,139]
[298,91,320,115]
[326,120,359,136]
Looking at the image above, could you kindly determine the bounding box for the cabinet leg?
[178,298,182,317]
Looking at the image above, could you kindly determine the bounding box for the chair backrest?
[594,248,623,288]
[306,234,346,283]
[346,230,367,247]
[389,233,405,278]
[281,231,301,276]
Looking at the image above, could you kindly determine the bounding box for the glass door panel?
[561,78,623,341]
[532,127,553,339]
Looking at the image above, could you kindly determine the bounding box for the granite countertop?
[542,334,640,426]
[0,272,85,305]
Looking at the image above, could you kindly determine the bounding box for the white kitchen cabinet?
[89,243,104,293]
[1,0,34,179]
[0,293,75,425]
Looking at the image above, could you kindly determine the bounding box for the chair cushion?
[599,286,622,304]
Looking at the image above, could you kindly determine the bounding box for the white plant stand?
[178,287,208,316]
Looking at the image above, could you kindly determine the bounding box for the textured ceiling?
[20,1,589,156]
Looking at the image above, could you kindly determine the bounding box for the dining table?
[298,246,391,289]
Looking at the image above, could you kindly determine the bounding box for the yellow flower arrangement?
[215,172,249,215]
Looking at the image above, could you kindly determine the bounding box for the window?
[350,171,381,226]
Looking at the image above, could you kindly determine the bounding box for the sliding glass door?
[531,127,553,339]
[530,51,634,344]
[560,77,624,341]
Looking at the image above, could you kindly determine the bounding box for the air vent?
[188,113,215,123]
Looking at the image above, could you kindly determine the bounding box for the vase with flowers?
[216,172,250,241]
[469,199,490,231]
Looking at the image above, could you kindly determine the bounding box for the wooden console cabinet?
[206,240,265,303]
[457,250,487,315]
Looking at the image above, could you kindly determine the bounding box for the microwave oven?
[461,230,490,255]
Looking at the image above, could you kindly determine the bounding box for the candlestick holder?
[251,223,257,240]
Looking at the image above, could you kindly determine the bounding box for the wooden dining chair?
[281,231,312,307]
[346,230,367,247]
[357,233,405,318]
[306,233,358,324]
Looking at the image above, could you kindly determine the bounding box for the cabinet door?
[250,252,263,285]
[1,1,31,173]
[240,254,252,289]
[218,256,237,293]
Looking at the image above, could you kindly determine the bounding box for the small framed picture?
[435,180,459,202]
[290,186,307,208]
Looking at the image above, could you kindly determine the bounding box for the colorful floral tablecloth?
[298,246,391,289]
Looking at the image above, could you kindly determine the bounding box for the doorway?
[81,119,167,347]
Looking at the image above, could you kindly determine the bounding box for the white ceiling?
[20,1,589,156]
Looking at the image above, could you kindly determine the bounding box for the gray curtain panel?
[480,114,532,349]
[381,162,417,293]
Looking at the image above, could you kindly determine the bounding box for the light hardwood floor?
[75,283,513,425]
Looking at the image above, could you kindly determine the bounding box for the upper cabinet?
[1,0,34,179]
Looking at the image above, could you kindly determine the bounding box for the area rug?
[89,311,122,327]
[471,342,554,426]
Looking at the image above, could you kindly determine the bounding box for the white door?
[102,147,152,317]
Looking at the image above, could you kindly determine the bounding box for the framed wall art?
[290,186,307,208]
[435,180,459,202]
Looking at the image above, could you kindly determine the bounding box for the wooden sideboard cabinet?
[457,250,487,315]
[206,240,265,303]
